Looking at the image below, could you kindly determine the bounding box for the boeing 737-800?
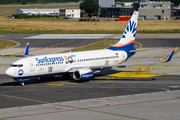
[5,11,175,86]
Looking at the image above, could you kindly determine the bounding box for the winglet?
[24,42,30,57]
[164,48,176,62]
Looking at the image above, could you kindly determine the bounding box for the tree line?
[0,0,179,6]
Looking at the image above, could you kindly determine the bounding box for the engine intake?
[73,68,93,80]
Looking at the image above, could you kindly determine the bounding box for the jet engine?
[73,68,93,80]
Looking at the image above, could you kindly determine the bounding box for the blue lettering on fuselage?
[35,55,76,64]
[35,56,64,63]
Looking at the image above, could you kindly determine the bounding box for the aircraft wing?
[68,48,175,72]
[24,42,30,57]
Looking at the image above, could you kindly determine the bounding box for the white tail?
[112,11,139,49]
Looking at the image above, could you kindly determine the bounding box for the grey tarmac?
[0,34,180,120]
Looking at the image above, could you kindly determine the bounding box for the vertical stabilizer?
[109,11,139,50]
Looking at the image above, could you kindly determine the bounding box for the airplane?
[5,11,175,86]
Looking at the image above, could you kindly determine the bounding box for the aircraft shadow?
[0,69,157,86]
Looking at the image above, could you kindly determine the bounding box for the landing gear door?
[29,60,35,71]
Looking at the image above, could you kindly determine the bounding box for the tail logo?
[122,20,137,38]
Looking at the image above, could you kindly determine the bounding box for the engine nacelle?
[73,68,93,80]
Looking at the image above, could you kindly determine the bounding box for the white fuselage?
[6,49,128,79]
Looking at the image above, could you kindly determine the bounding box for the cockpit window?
[10,64,23,67]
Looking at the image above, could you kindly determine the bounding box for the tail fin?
[109,11,139,50]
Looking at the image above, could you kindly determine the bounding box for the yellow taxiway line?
[108,72,170,78]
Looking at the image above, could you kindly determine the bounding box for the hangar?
[139,1,173,20]
[15,8,80,18]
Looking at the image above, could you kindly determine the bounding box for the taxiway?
[0,34,180,120]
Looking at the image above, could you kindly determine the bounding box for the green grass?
[0,39,17,49]
[138,29,180,33]
[61,40,118,53]
[25,17,64,21]
[1,14,180,34]
[0,29,124,34]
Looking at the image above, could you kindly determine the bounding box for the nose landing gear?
[17,79,25,86]
[20,82,25,86]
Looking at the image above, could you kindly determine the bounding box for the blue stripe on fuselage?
[108,43,136,60]
[11,72,69,80]
[108,43,135,50]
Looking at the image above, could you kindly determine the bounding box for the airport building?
[93,0,139,18]
[100,7,134,18]
[139,1,174,20]
[15,9,80,18]
[97,0,175,20]
[173,8,180,17]
[93,0,114,7]
[100,2,139,18]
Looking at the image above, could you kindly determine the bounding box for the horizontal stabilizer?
[130,46,170,53]
[129,48,154,52]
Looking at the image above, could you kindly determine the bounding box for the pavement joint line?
[126,89,140,91]
[101,87,114,89]
[49,39,75,47]
[146,64,154,68]
[0,93,145,120]
[82,109,147,120]
[139,64,155,72]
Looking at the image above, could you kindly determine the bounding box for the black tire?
[20,82,24,86]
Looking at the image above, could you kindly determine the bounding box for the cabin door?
[29,60,35,71]
[105,60,109,65]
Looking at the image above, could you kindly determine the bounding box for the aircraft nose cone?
[5,68,13,77]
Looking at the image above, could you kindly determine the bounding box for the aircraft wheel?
[20,82,25,86]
